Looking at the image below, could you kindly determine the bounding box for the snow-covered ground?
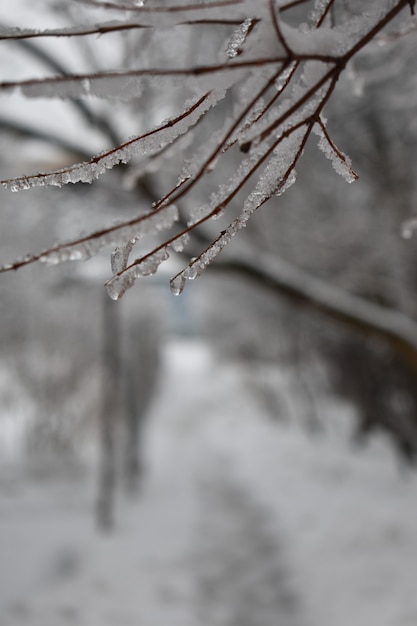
[1,339,417,626]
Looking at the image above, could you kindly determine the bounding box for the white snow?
[1,340,417,626]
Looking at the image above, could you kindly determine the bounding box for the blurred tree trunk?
[96,293,121,531]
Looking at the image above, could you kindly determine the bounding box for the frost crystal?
[314,122,357,183]
[225,18,254,58]
[170,233,190,253]
[308,0,330,24]
[8,180,32,192]
[274,62,297,93]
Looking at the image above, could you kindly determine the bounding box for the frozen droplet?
[170,274,185,296]
[106,281,122,301]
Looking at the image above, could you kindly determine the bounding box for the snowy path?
[1,340,417,626]
[0,341,304,626]
[192,474,301,626]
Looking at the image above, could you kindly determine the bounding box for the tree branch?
[217,249,417,372]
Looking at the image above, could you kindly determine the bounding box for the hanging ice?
[170,274,186,296]
[111,240,136,274]
[36,204,178,268]
[106,248,169,300]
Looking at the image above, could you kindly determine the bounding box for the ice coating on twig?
[2,91,224,191]
[170,233,191,253]
[106,248,169,300]
[0,21,147,40]
[171,130,302,295]
[314,119,358,183]
[111,240,136,274]
[1,59,251,101]
[0,0,406,295]
[14,204,179,270]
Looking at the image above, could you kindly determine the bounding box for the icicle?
[170,274,186,296]
[111,239,136,273]
[106,248,169,300]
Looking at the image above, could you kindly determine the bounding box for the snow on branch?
[1,92,220,190]
[313,117,358,183]
[0,22,151,40]
[0,0,413,299]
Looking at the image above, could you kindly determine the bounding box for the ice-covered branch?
[1,92,219,190]
[314,117,358,183]
[218,248,417,372]
[0,19,254,41]
[0,0,412,300]
[0,203,179,272]
[0,58,299,100]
